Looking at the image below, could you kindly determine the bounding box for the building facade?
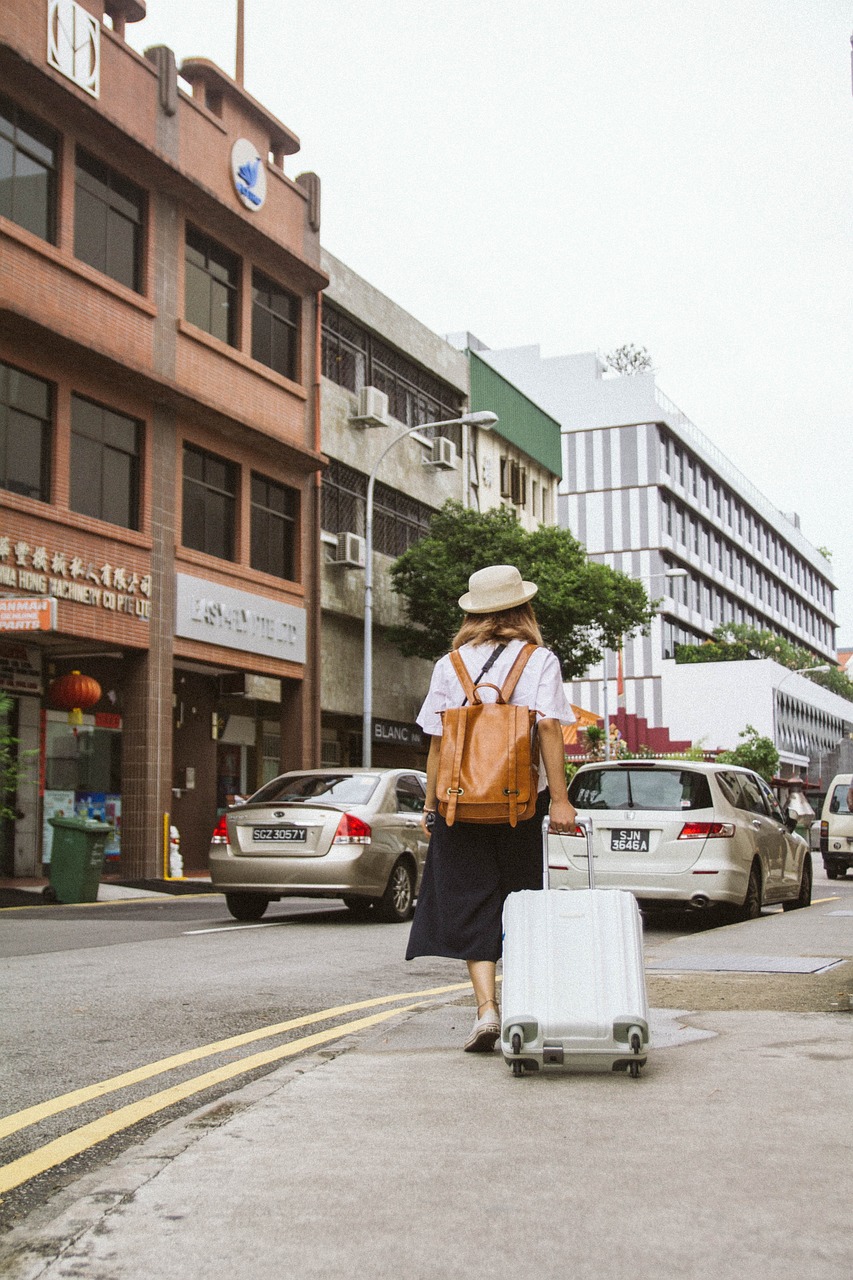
[0,0,325,877]
[476,347,838,760]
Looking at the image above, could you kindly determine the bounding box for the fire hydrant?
[169,825,184,878]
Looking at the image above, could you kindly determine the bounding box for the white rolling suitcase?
[500,817,650,1078]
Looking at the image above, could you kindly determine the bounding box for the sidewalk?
[0,874,216,908]
[1,899,851,1279]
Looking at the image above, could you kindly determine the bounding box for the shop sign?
[231,139,267,211]
[175,574,306,664]
[0,597,57,632]
[0,643,42,694]
[47,0,100,99]
[0,534,151,621]
[372,718,425,748]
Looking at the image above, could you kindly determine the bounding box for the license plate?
[611,828,649,853]
[252,826,307,843]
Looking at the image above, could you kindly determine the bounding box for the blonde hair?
[452,603,543,650]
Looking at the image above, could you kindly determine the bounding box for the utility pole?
[236,0,245,85]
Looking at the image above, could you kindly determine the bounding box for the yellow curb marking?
[0,982,471,1141]
[0,1005,424,1197]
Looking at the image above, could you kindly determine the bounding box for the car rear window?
[248,774,381,805]
[828,784,851,815]
[569,767,713,811]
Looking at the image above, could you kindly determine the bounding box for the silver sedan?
[209,768,428,923]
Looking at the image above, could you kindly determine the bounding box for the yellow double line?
[0,981,470,1197]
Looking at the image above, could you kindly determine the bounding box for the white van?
[819,774,853,879]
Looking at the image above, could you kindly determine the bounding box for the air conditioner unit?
[351,386,389,427]
[332,531,366,568]
[425,436,457,470]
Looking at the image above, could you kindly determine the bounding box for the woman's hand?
[548,797,577,835]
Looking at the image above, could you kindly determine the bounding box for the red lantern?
[48,671,102,726]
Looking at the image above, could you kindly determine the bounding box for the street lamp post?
[601,567,688,760]
[362,411,498,767]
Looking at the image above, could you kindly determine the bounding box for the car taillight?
[211,815,229,845]
[820,821,828,836]
[333,813,371,845]
[678,821,735,840]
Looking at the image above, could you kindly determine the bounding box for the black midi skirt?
[405,791,549,963]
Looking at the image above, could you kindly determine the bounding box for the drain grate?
[647,954,844,975]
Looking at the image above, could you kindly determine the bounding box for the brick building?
[0,0,326,878]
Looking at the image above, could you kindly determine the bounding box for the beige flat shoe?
[463,1000,500,1053]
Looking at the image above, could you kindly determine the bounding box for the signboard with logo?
[372,719,426,749]
[0,598,57,632]
[47,0,100,98]
[175,575,306,664]
[231,139,267,211]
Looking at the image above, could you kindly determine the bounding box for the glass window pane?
[13,153,50,240]
[0,136,13,220]
[75,184,108,273]
[5,409,45,499]
[185,260,211,331]
[106,211,138,290]
[209,279,232,344]
[102,448,133,527]
[70,434,102,518]
[8,367,49,418]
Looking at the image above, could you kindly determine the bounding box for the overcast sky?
[129,1,853,644]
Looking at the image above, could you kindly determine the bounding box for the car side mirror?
[785,812,798,833]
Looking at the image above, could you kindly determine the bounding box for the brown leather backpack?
[437,643,539,827]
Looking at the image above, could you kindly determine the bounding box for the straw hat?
[458,565,538,614]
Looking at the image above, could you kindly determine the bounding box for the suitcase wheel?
[629,1029,643,1079]
[510,1029,525,1078]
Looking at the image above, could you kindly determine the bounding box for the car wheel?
[375,858,415,923]
[224,892,269,922]
[782,856,812,912]
[739,863,762,921]
[825,864,839,880]
[343,896,374,920]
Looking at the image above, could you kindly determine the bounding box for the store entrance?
[0,694,17,877]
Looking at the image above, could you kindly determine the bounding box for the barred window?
[321,304,462,448]
[321,458,434,558]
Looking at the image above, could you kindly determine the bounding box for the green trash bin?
[45,817,113,904]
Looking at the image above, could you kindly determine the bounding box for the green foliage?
[716,724,779,783]
[675,624,853,704]
[388,502,655,677]
[817,546,832,562]
[0,691,34,822]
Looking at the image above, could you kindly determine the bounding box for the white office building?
[477,347,839,760]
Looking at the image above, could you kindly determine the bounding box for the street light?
[601,567,689,760]
[361,411,499,766]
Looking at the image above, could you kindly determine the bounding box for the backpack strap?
[443,705,468,827]
[449,649,476,704]
[498,643,538,703]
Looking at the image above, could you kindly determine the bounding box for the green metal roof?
[469,352,562,477]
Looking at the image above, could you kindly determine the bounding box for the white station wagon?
[552,760,812,919]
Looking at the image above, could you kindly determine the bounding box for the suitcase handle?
[542,815,595,889]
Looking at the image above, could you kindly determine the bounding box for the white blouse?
[416,638,576,737]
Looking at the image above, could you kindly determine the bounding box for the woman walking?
[406,564,577,1053]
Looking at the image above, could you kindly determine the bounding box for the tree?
[388,502,655,676]
[603,344,654,375]
[0,692,34,823]
[716,724,779,783]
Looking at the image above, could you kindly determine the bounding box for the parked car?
[209,768,428,922]
[552,760,811,918]
[819,773,853,879]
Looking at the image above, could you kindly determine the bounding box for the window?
[568,767,713,812]
[74,149,144,291]
[0,361,51,501]
[185,226,238,345]
[500,457,527,507]
[321,458,434,557]
[182,444,237,559]
[70,396,140,529]
[251,271,299,380]
[321,304,463,438]
[396,775,426,813]
[0,95,57,242]
[250,472,298,580]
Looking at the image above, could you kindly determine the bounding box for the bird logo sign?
[230,139,267,211]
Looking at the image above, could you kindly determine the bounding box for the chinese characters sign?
[0,535,151,621]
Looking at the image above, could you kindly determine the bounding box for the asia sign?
[175,575,305,664]
[0,534,151,622]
